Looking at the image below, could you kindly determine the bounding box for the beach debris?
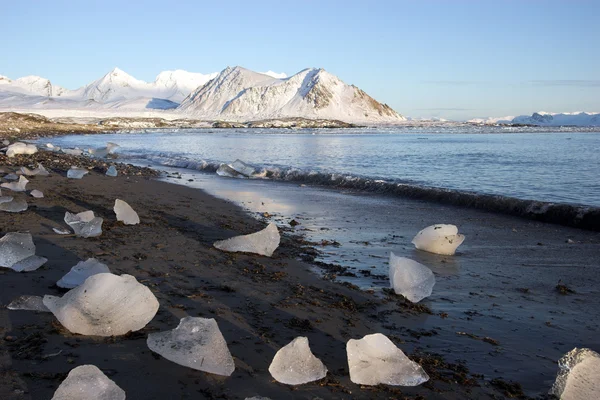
[0,232,47,272]
[268,336,327,385]
[20,163,49,176]
[550,348,600,400]
[213,222,280,257]
[53,227,71,235]
[64,210,103,237]
[147,317,235,376]
[0,197,27,212]
[30,189,44,198]
[347,333,429,386]
[8,295,50,312]
[389,252,435,303]
[62,148,83,156]
[106,165,118,177]
[2,173,19,180]
[89,142,120,158]
[51,364,126,400]
[1,175,29,192]
[57,258,111,289]
[412,224,465,255]
[5,142,38,157]
[44,273,159,336]
[114,199,140,225]
[216,159,263,179]
[67,167,89,179]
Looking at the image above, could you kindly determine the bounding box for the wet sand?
[1,153,599,399]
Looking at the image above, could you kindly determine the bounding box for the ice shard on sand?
[411,224,465,255]
[388,252,435,303]
[268,336,328,385]
[57,258,111,289]
[64,210,103,237]
[0,232,47,272]
[114,199,140,225]
[213,222,280,257]
[51,365,125,400]
[550,347,600,400]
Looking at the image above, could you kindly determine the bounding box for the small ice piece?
[3,173,19,180]
[268,337,327,385]
[147,317,235,376]
[213,222,280,257]
[2,139,8,146]
[30,189,44,198]
[53,227,71,235]
[216,159,262,179]
[0,198,27,212]
[411,224,465,255]
[0,232,46,272]
[57,258,110,289]
[114,199,140,225]
[8,295,50,312]
[389,252,435,303]
[89,142,120,158]
[347,333,429,386]
[46,143,55,149]
[550,348,600,400]
[44,273,159,336]
[0,189,13,203]
[64,211,103,237]
[106,165,118,177]
[62,148,83,156]
[67,167,89,179]
[51,365,126,400]
[216,163,248,178]
[6,142,37,157]
[1,175,29,191]
[20,163,49,176]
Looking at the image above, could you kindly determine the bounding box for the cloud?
[528,80,600,87]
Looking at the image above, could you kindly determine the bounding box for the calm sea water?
[49,127,600,207]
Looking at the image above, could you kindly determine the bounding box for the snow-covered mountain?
[178,66,404,123]
[0,75,67,97]
[470,112,600,126]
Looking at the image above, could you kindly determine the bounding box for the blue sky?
[2,0,599,120]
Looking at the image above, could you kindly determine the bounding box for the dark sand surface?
[0,154,598,399]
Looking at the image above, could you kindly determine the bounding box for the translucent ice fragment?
[1,175,29,191]
[64,211,103,237]
[89,142,119,159]
[216,163,248,178]
[388,252,435,303]
[3,173,19,180]
[411,224,465,255]
[114,199,139,225]
[213,222,280,257]
[8,295,50,312]
[0,198,27,212]
[51,365,126,400]
[57,258,111,289]
[62,148,83,156]
[6,142,37,157]
[147,317,235,376]
[106,165,118,177]
[550,348,600,400]
[0,193,14,203]
[67,167,89,179]
[11,255,48,272]
[346,333,429,386]
[20,163,49,176]
[268,337,327,385]
[216,159,262,179]
[43,273,159,336]
[53,227,71,235]
[30,189,44,198]
[0,232,46,272]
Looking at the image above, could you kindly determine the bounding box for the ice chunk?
[62,148,83,156]
[114,199,140,225]
[64,211,103,237]
[67,167,89,179]
[3,173,19,180]
[0,191,13,203]
[411,224,465,255]
[0,232,46,272]
[8,295,50,312]
[550,348,600,400]
[347,333,429,386]
[43,273,159,336]
[1,175,29,191]
[51,365,125,400]
[147,317,235,376]
[20,163,49,176]
[57,258,110,289]
[53,227,71,235]
[216,159,263,179]
[388,252,435,303]
[268,337,327,385]
[213,222,280,257]
[6,142,37,157]
[216,163,248,178]
[89,142,120,159]
[30,189,44,198]
[0,198,27,212]
[106,165,118,177]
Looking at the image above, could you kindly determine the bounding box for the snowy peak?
[512,111,600,126]
[0,74,65,97]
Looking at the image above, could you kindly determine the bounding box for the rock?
[44,273,159,336]
[64,210,103,237]
[106,165,118,177]
[8,295,50,312]
[67,167,89,179]
[550,348,600,400]
[57,258,111,289]
[30,189,44,198]
[51,365,125,400]
[20,163,49,176]
[0,198,27,213]
[6,142,37,157]
[268,337,327,385]
[0,232,47,272]
[114,199,140,225]
[147,317,235,376]
[1,175,29,192]
[411,224,465,255]
[214,222,280,257]
[388,252,435,303]
[347,333,429,386]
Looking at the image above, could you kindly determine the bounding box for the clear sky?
[2,0,599,120]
